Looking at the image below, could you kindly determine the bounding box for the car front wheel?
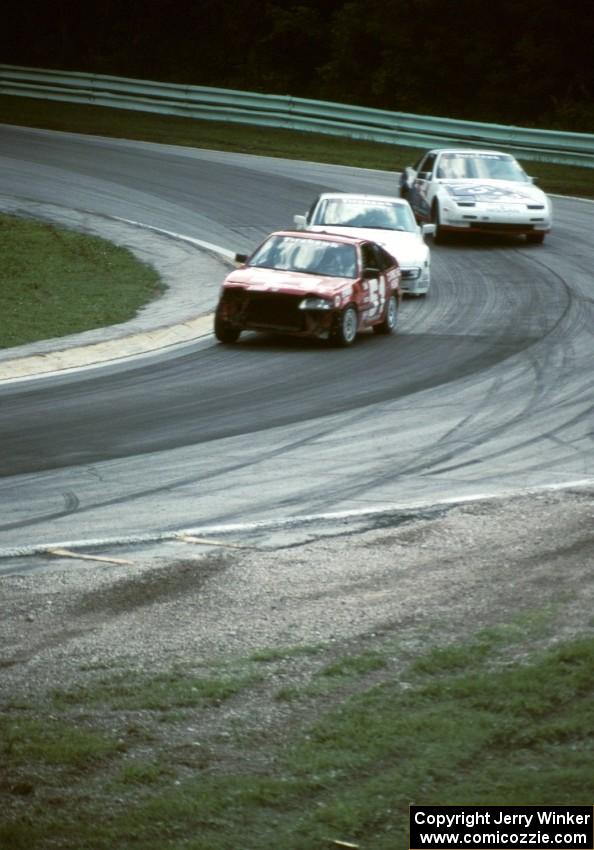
[526,232,545,244]
[214,309,241,343]
[331,305,358,347]
[373,295,398,335]
[431,202,446,244]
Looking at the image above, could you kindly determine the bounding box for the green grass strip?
[2,634,592,849]
[50,667,263,711]
[0,213,164,348]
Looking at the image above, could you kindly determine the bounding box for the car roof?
[315,192,407,204]
[269,229,371,246]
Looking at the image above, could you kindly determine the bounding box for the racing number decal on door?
[361,244,387,321]
[367,276,386,319]
[362,244,386,322]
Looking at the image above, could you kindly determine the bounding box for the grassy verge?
[2,95,594,199]
[0,213,164,348]
[2,621,593,849]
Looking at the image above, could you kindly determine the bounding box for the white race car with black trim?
[400,148,552,244]
[294,192,434,296]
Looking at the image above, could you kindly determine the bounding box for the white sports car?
[400,148,552,244]
[294,192,434,296]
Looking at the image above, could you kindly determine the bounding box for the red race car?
[214,230,401,347]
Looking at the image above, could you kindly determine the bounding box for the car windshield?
[436,153,529,182]
[249,235,358,278]
[311,198,416,232]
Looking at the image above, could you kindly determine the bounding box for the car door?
[359,243,388,327]
[409,152,437,222]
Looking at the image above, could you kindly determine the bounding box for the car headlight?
[400,268,421,280]
[299,296,333,310]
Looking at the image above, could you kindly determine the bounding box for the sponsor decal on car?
[444,184,534,202]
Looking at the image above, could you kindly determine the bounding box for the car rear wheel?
[214,309,241,343]
[331,305,358,347]
[373,295,398,335]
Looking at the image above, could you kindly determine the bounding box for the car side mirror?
[293,214,308,230]
[362,267,380,279]
[235,253,248,264]
[421,223,436,237]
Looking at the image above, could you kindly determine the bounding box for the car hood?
[439,179,549,206]
[305,225,428,265]
[224,266,353,296]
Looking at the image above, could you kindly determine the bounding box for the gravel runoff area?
[1,488,592,726]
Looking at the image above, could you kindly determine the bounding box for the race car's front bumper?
[440,203,551,236]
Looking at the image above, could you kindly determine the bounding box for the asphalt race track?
[0,126,593,559]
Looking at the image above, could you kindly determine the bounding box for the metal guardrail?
[2,64,594,168]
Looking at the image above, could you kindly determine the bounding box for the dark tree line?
[3,0,594,131]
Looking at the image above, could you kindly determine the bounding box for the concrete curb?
[0,314,215,382]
